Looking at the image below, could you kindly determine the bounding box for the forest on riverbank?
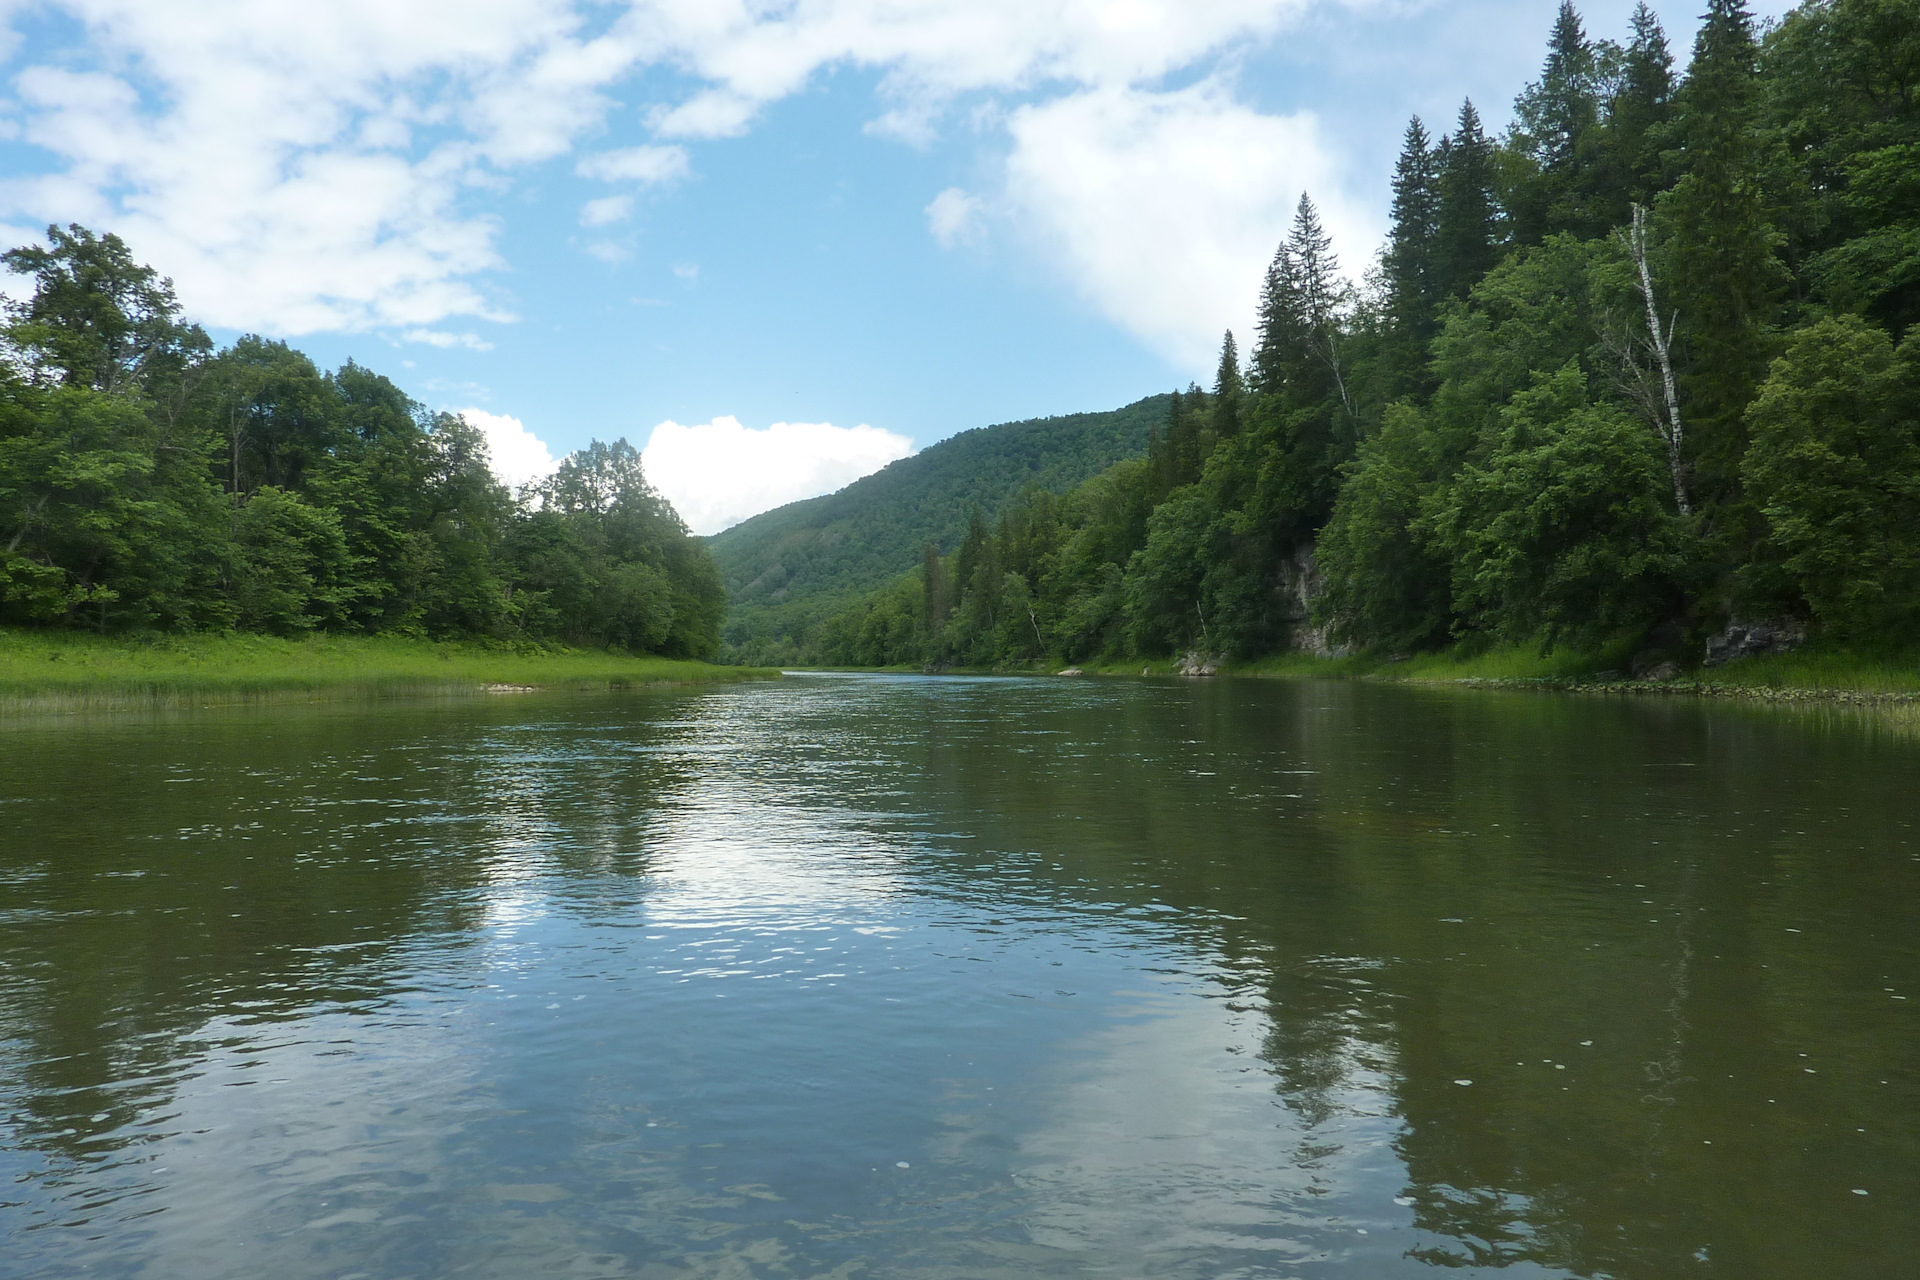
[0,229,725,657]
[804,0,1920,674]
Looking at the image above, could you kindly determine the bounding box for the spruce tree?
[922,542,949,635]
[1602,2,1676,217]
[1434,100,1500,301]
[1512,3,1603,239]
[1212,331,1244,440]
[1382,116,1440,396]
[1666,0,1783,515]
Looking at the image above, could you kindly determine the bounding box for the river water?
[1,674,1915,1278]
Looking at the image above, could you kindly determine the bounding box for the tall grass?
[0,629,775,711]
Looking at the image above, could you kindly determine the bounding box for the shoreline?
[0,630,778,714]
[783,653,1920,708]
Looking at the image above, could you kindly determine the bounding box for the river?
[2,673,1915,1278]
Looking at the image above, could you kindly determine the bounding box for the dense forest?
[809,0,1920,672]
[0,227,724,656]
[713,396,1166,664]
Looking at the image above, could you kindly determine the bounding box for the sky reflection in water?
[1,674,1916,1278]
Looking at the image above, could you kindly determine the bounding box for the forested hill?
[802,0,1920,675]
[711,394,1169,662]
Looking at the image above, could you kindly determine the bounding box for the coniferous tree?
[1597,3,1677,225]
[1666,0,1784,516]
[1512,2,1604,240]
[1382,116,1441,396]
[921,541,949,636]
[1434,100,1501,301]
[1211,331,1244,440]
[953,506,989,604]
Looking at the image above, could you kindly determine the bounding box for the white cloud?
[671,261,698,281]
[636,0,1311,139]
[642,416,914,535]
[925,186,984,249]
[579,194,633,226]
[0,0,1341,360]
[458,407,558,489]
[404,327,495,350]
[1004,80,1375,369]
[573,143,690,185]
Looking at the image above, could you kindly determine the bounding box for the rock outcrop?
[1703,617,1806,667]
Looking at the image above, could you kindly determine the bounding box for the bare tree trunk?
[1624,203,1690,518]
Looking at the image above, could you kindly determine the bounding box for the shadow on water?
[1,676,1915,1278]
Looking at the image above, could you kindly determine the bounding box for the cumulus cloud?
[573,144,690,185]
[925,187,985,249]
[579,194,633,226]
[642,416,914,535]
[458,408,558,490]
[1005,80,1374,369]
[405,328,495,350]
[0,0,1347,362]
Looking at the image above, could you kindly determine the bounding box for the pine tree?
[1666,0,1783,513]
[1382,116,1441,395]
[1434,100,1500,301]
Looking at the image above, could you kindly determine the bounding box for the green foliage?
[1742,316,1920,632]
[799,0,1918,673]
[0,228,723,657]
[1316,404,1451,652]
[10,1,1918,678]
[1432,363,1690,647]
[712,395,1168,662]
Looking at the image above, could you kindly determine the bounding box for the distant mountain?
[711,394,1170,658]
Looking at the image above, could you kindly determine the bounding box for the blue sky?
[0,0,1794,532]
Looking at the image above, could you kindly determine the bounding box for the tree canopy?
[0,228,723,655]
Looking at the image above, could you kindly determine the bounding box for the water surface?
[2,674,1915,1278]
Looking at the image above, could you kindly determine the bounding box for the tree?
[1,224,207,398]
[1665,0,1784,511]
[1742,317,1920,632]
[1433,362,1690,647]
[1211,331,1245,440]
[1382,116,1442,395]
[1511,2,1605,240]
[1605,203,1691,516]
[1595,3,1677,225]
[1315,404,1451,651]
[1434,100,1501,301]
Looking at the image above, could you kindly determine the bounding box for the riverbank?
[1068,642,1920,704]
[0,629,776,712]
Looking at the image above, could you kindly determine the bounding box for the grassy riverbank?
[0,629,776,711]
[1069,642,1920,702]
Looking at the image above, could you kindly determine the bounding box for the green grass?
[0,629,777,711]
[1667,647,1920,695]
[1067,637,1920,702]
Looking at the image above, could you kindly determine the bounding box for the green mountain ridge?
[711,394,1170,661]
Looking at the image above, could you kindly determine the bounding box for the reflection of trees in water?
[0,699,699,1164]
[1639,858,1696,1184]
[5,677,1915,1276]
[833,676,1919,1280]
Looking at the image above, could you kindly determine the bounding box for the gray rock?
[1175,651,1220,677]
[1704,617,1806,667]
